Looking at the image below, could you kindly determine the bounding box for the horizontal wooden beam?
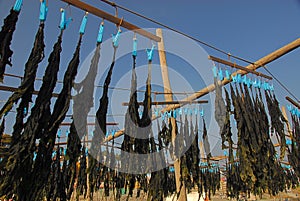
[105,37,300,142]
[0,85,60,98]
[59,122,119,126]
[60,0,161,42]
[286,96,300,110]
[122,100,208,106]
[208,55,273,80]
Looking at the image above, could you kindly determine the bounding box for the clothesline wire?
[99,0,300,103]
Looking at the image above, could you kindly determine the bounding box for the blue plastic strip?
[33,152,37,161]
[173,110,177,118]
[79,14,88,34]
[112,29,121,48]
[200,109,204,117]
[225,70,231,80]
[232,75,237,83]
[218,69,224,81]
[65,130,69,137]
[237,74,242,83]
[132,38,137,56]
[146,45,155,62]
[57,129,62,139]
[39,0,48,21]
[212,66,217,78]
[85,147,89,155]
[97,23,104,43]
[13,0,22,12]
[59,9,72,30]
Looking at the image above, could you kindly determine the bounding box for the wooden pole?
[59,0,161,42]
[286,96,300,110]
[106,38,300,141]
[156,28,187,201]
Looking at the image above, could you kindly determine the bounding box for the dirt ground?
[78,187,300,201]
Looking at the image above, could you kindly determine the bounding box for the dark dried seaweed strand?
[0,8,20,82]
[63,42,101,199]
[214,78,226,145]
[202,117,211,163]
[0,22,45,128]
[0,118,4,141]
[88,46,117,198]
[29,34,82,201]
[76,146,88,199]
[265,90,287,160]
[191,115,200,189]
[0,30,64,199]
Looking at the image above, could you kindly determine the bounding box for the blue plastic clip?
[269,84,274,91]
[161,112,167,121]
[66,130,70,138]
[59,9,72,30]
[236,74,242,83]
[232,75,237,83]
[79,13,88,34]
[90,131,94,137]
[286,139,292,145]
[86,147,89,155]
[154,108,159,118]
[52,151,56,159]
[139,111,143,119]
[33,152,37,161]
[132,37,137,56]
[57,129,62,139]
[23,107,27,116]
[13,0,22,12]
[263,82,270,91]
[223,150,228,156]
[184,108,188,115]
[212,66,217,78]
[173,110,177,119]
[167,111,172,118]
[111,130,116,137]
[97,23,104,43]
[64,148,67,156]
[287,105,292,112]
[200,109,204,117]
[146,45,155,62]
[225,70,231,80]
[106,131,109,137]
[218,69,224,81]
[242,75,247,85]
[247,77,252,88]
[39,0,48,21]
[178,108,183,116]
[112,29,121,48]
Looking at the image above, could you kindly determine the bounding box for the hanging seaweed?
[214,78,226,148]
[0,6,20,82]
[0,118,4,141]
[0,22,45,126]
[202,117,211,162]
[76,146,88,199]
[265,91,287,160]
[47,146,67,201]
[288,114,300,178]
[0,30,63,199]
[29,34,82,201]
[66,42,101,199]
[191,115,200,189]
[89,42,118,198]
[120,54,139,190]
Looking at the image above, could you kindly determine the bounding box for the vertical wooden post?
[156,28,187,201]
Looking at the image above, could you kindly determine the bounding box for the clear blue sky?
[0,0,299,156]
